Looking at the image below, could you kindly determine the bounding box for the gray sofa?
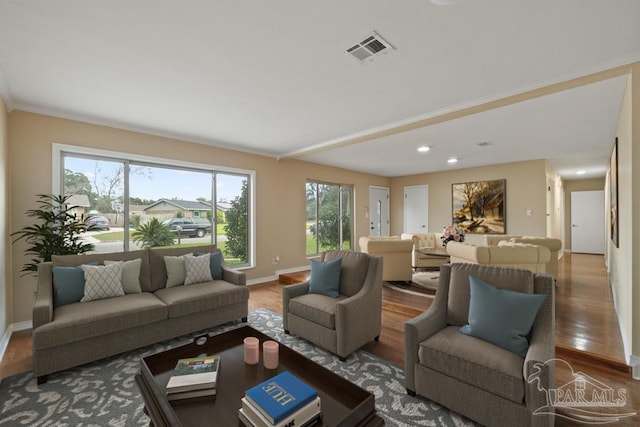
[33,245,248,384]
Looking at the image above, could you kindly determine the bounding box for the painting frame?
[452,179,506,234]
[610,138,619,248]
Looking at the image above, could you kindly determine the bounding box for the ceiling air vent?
[346,32,394,64]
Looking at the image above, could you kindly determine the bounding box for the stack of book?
[239,371,322,427]
[165,354,220,401]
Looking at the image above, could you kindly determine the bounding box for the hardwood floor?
[1,254,638,425]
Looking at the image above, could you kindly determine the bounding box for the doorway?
[570,190,605,254]
[369,186,389,236]
[404,185,429,234]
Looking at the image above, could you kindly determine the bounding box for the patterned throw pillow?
[81,262,125,302]
[184,254,213,285]
[104,258,142,293]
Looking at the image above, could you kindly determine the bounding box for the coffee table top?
[136,325,382,427]
[417,246,449,257]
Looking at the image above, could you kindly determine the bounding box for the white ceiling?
[0,0,638,178]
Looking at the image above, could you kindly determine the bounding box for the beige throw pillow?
[105,258,142,293]
[184,254,213,285]
[164,254,193,288]
[81,262,125,302]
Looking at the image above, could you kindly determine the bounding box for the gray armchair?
[283,250,383,361]
[405,263,555,427]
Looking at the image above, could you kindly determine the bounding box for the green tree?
[224,180,248,262]
[11,194,95,274]
[131,218,175,248]
[64,169,92,196]
[309,184,350,251]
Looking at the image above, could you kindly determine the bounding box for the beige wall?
[8,111,389,323]
[0,96,8,337]
[562,178,605,251]
[608,66,640,368]
[389,160,548,245]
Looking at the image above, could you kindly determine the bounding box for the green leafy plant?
[131,217,175,248]
[12,194,95,274]
[224,180,248,263]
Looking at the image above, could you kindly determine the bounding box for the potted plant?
[12,194,96,274]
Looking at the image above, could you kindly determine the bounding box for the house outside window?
[54,144,254,267]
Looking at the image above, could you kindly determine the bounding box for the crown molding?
[12,103,280,159]
[281,56,640,160]
[0,65,15,111]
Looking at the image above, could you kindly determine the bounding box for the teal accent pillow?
[308,257,342,298]
[196,251,223,279]
[52,262,97,308]
[209,251,223,279]
[460,275,547,357]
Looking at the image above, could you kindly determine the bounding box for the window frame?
[52,143,256,269]
[305,179,354,257]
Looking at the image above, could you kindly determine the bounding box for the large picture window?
[306,181,353,257]
[55,145,253,267]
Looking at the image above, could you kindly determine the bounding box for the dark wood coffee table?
[135,325,384,426]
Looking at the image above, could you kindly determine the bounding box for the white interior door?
[571,190,605,254]
[369,186,389,236]
[404,185,429,233]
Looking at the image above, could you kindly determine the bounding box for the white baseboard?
[246,265,309,287]
[630,355,640,380]
[0,320,33,366]
[609,276,633,366]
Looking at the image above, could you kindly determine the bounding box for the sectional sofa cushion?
[105,258,142,293]
[184,254,213,285]
[153,280,249,319]
[51,262,97,308]
[288,293,348,329]
[33,293,167,350]
[418,325,525,404]
[164,254,192,287]
[81,262,125,302]
[52,249,152,291]
[460,275,546,357]
[309,257,342,297]
[149,245,218,292]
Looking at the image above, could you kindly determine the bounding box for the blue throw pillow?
[209,251,223,279]
[52,262,97,308]
[460,275,547,357]
[196,251,223,279]
[308,257,342,298]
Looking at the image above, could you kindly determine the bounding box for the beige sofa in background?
[401,232,449,269]
[446,241,551,274]
[359,236,413,282]
[483,235,562,279]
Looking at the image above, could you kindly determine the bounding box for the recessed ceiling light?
[448,158,458,164]
[576,170,586,175]
[417,146,430,153]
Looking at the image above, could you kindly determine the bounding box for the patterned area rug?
[0,308,476,426]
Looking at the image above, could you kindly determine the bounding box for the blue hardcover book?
[245,371,318,425]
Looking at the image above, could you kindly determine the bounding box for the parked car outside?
[85,215,110,231]
[162,218,212,238]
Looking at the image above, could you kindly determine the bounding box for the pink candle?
[263,340,279,369]
[244,337,259,365]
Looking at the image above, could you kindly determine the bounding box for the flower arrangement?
[441,224,465,246]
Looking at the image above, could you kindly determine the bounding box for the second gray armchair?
[283,250,383,361]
